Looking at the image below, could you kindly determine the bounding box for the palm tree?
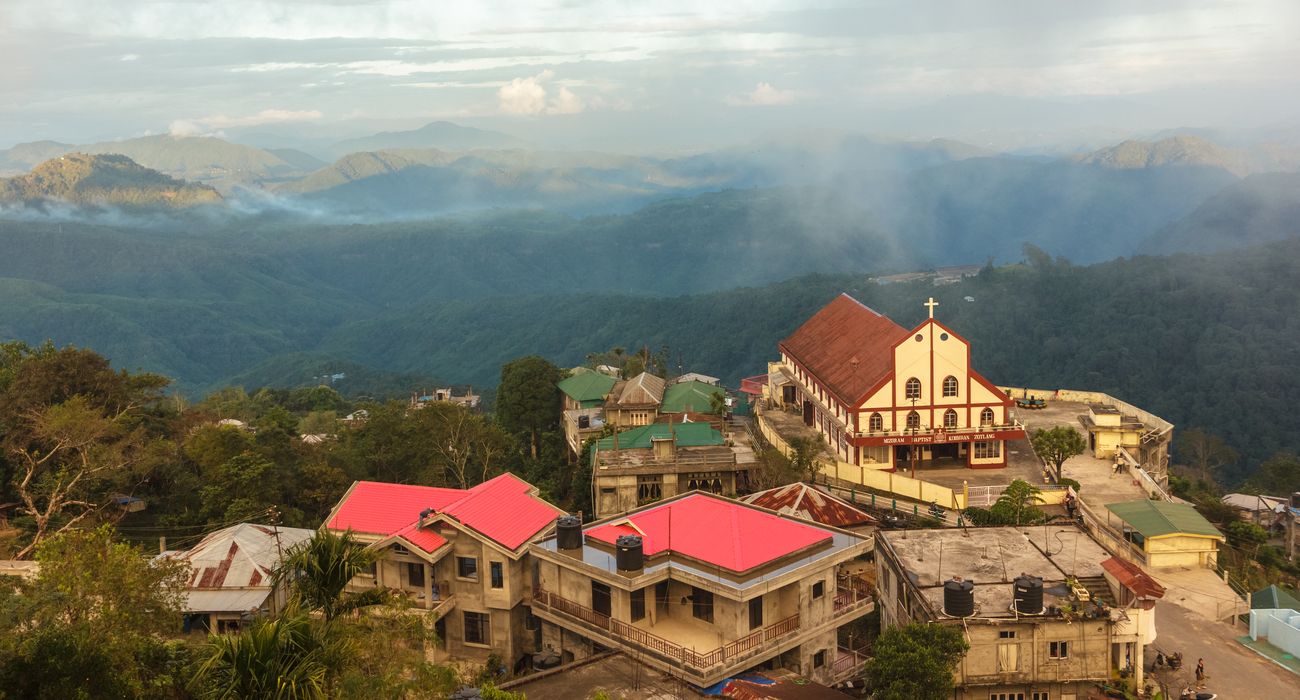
[193,614,331,700]
[994,479,1045,525]
[274,529,388,622]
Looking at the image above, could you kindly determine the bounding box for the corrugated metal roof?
[1251,584,1300,611]
[778,293,910,405]
[1105,500,1224,539]
[327,473,563,554]
[439,473,565,550]
[585,493,833,573]
[611,372,666,407]
[1101,557,1165,599]
[558,371,617,406]
[661,380,725,414]
[328,482,464,552]
[185,588,271,614]
[740,483,876,528]
[174,523,314,590]
[593,422,723,451]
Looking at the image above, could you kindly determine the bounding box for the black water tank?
[943,577,975,617]
[556,515,583,550]
[1013,574,1044,614]
[578,415,590,429]
[616,534,644,571]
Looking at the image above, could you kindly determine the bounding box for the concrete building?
[1078,402,1172,486]
[768,294,1024,470]
[164,522,315,634]
[876,526,1159,700]
[324,473,564,666]
[1103,500,1224,569]
[529,492,875,687]
[589,421,755,519]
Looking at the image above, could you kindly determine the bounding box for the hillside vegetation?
[3,205,1300,477]
[0,153,222,208]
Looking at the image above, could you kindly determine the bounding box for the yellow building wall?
[1145,534,1220,568]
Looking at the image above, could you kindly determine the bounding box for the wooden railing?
[534,587,801,677]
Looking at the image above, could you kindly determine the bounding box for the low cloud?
[727,82,800,107]
[169,109,323,136]
[498,70,585,115]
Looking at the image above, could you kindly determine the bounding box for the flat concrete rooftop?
[881,526,1114,619]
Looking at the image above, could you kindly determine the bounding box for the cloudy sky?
[2,0,1298,152]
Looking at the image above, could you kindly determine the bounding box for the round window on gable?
[940,332,949,341]
[914,334,923,342]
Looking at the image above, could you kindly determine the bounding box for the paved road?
[1147,602,1296,697]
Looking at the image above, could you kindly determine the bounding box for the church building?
[770,294,1023,469]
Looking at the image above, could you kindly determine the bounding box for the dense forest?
[5,219,1300,484]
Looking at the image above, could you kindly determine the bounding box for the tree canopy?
[865,623,969,700]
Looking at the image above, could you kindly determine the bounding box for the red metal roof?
[585,493,833,572]
[1101,557,1166,599]
[439,473,565,550]
[740,483,877,528]
[778,293,910,406]
[739,374,769,396]
[327,473,562,553]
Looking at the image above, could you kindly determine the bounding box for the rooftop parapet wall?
[997,386,1173,435]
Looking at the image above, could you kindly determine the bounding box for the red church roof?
[779,293,910,405]
[741,483,877,528]
[585,493,833,573]
[327,473,563,553]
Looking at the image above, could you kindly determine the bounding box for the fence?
[754,410,967,510]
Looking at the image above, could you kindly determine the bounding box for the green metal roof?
[661,380,726,414]
[1105,500,1224,539]
[1251,584,1300,611]
[557,371,616,407]
[593,421,724,452]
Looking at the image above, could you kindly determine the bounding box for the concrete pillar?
[423,562,433,609]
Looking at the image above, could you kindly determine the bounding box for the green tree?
[274,529,387,622]
[1176,428,1238,482]
[707,390,728,416]
[1030,426,1087,476]
[497,356,565,459]
[0,526,193,699]
[1225,520,1268,555]
[7,396,151,558]
[1246,453,1300,495]
[787,437,823,482]
[193,614,331,700]
[865,623,969,700]
[992,479,1046,526]
[199,452,292,525]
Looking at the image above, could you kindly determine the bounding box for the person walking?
[1195,657,1205,687]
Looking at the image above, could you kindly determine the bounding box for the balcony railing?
[533,587,800,678]
[833,573,874,616]
[832,645,869,679]
[852,420,1025,440]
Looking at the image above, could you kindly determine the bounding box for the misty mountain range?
[0,122,1299,391]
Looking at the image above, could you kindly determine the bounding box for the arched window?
[868,412,883,432]
[980,407,995,426]
[944,409,958,429]
[905,377,921,400]
[906,411,921,430]
[942,375,959,397]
